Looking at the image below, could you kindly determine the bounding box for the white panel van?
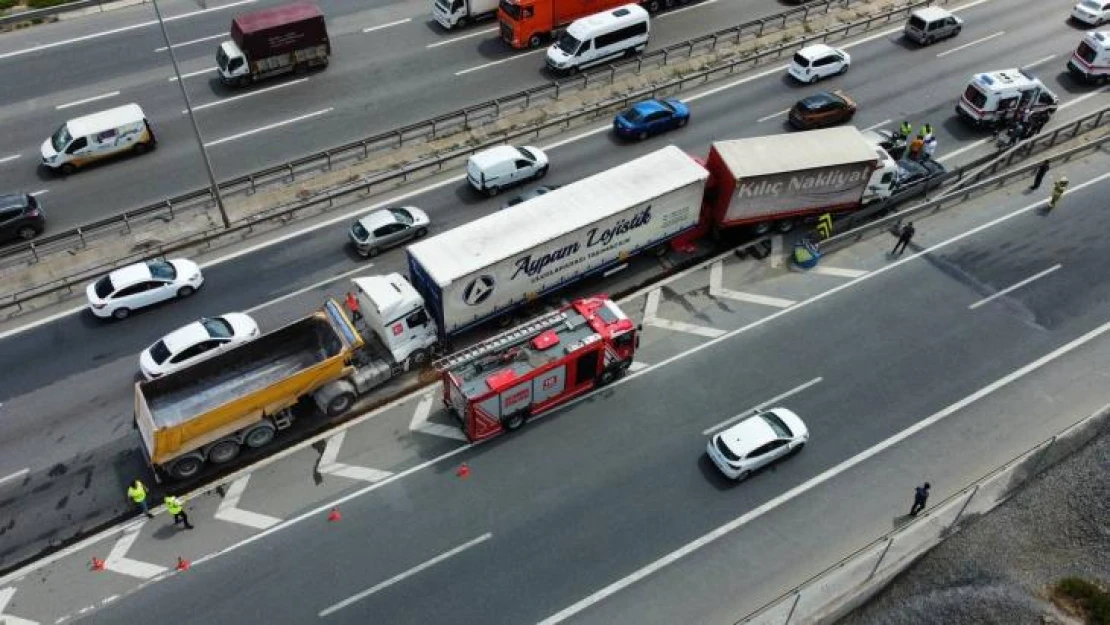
[546,5,649,74]
[41,103,156,175]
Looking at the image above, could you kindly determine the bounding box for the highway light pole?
[152,0,231,229]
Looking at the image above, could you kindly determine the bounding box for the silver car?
[349,206,430,257]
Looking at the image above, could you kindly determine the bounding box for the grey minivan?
[904,7,963,45]
[349,206,430,257]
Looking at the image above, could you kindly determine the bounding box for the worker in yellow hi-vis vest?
[1047,176,1068,212]
[127,479,153,519]
[165,495,194,530]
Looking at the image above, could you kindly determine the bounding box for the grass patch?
[1053,577,1110,625]
[26,0,79,8]
[0,0,20,11]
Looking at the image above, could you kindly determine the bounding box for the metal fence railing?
[0,0,945,317]
[0,0,121,27]
[736,402,1110,625]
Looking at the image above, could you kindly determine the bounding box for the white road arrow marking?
[104,524,166,579]
[709,261,795,309]
[214,475,282,530]
[409,392,467,441]
[0,587,38,625]
[319,431,394,482]
[642,289,725,338]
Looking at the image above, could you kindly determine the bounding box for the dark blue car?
[613,98,690,140]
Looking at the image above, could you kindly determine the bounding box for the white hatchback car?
[139,313,259,379]
[86,259,204,320]
[1072,0,1110,25]
[788,44,851,83]
[706,408,809,481]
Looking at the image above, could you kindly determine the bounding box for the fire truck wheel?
[598,369,618,386]
[168,453,205,480]
[502,410,527,431]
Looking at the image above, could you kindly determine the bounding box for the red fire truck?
[436,295,638,442]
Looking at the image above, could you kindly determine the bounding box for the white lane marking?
[810,265,868,279]
[55,91,120,110]
[186,78,308,114]
[862,119,892,132]
[629,361,649,372]
[243,265,369,315]
[154,32,224,52]
[214,475,282,529]
[702,377,823,435]
[104,524,167,579]
[319,533,492,617]
[657,0,718,18]
[0,154,19,165]
[936,31,1005,58]
[455,49,545,75]
[969,264,1061,310]
[0,468,29,487]
[426,27,498,48]
[541,314,1110,624]
[756,108,790,122]
[29,190,49,197]
[204,108,332,147]
[1022,54,1055,70]
[169,67,216,82]
[410,392,469,441]
[0,587,38,625]
[709,261,795,308]
[643,288,726,338]
[363,18,411,33]
[318,431,394,482]
[0,0,257,61]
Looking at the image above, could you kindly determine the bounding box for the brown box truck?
[216,1,330,87]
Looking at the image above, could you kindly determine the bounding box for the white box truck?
[432,0,499,29]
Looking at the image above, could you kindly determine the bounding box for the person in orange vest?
[908,135,925,160]
[345,291,362,323]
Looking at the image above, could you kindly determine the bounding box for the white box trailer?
[407,145,708,336]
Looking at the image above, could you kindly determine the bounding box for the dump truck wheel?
[207,439,241,464]
[168,454,205,480]
[244,423,276,449]
[315,381,357,417]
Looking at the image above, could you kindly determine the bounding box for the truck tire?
[528,34,543,48]
[243,423,277,449]
[168,453,205,480]
[598,369,618,386]
[775,219,796,233]
[646,0,662,12]
[315,380,357,417]
[207,439,241,464]
[502,410,527,431]
[407,348,430,368]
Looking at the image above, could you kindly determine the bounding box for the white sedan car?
[86,259,204,320]
[1072,0,1110,25]
[706,408,809,481]
[139,313,260,379]
[787,44,851,83]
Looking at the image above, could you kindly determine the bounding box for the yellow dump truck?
[135,299,398,480]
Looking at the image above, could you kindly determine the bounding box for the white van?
[41,103,156,175]
[1068,31,1110,84]
[546,5,649,74]
[903,6,963,45]
[466,145,549,196]
[955,69,1059,128]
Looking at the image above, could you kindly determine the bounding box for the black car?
[0,193,45,243]
[502,184,561,209]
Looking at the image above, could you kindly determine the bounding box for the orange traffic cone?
[327,508,342,522]
[456,463,470,479]
[176,557,190,571]
[90,557,106,572]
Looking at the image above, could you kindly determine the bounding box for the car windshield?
[149,340,173,365]
[201,317,234,339]
[388,208,414,225]
[517,146,537,162]
[499,0,521,20]
[50,124,72,152]
[351,221,369,239]
[908,16,925,29]
[216,46,229,71]
[1080,0,1100,9]
[556,32,582,55]
[760,412,793,438]
[623,108,645,122]
[715,437,742,462]
[93,276,113,299]
[147,260,177,280]
[657,101,675,114]
[792,53,809,67]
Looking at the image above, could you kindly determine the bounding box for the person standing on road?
[128,479,153,519]
[892,222,916,256]
[908,135,925,160]
[923,135,938,160]
[345,291,362,323]
[897,121,913,141]
[165,495,194,530]
[1030,160,1050,191]
[909,482,931,517]
[1047,176,1069,212]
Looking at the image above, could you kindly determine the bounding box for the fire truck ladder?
[433,310,570,372]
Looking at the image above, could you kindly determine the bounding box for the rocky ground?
[840,428,1110,625]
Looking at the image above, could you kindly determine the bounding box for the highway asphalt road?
[70,160,1110,625]
[0,0,791,233]
[0,0,1104,571]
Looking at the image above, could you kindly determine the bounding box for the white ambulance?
[1067,31,1110,84]
[41,103,156,175]
[955,69,1059,128]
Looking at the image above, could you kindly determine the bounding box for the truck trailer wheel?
[168,453,205,480]
[315,380,357,417]
[207,439,241,464]
[243,423,277,449]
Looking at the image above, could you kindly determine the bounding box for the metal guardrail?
[0,0,942,317]
[0,0,127,26]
